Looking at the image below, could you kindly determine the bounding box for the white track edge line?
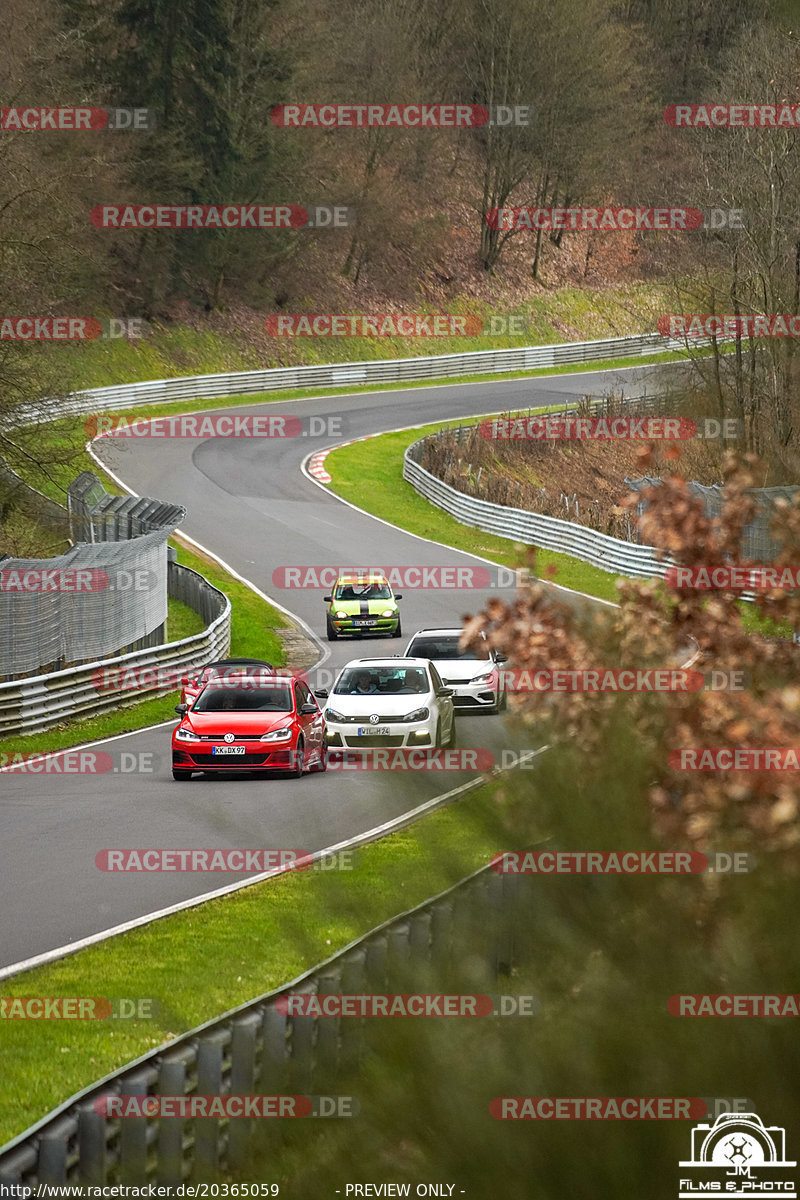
[0,747,548,982]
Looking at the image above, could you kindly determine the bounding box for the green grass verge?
[165,594,206,643]
[324,417,796,638]
[9,345,689,509]
[0,776,530,1146]
[324,418,622,604]
[44,283,679,392]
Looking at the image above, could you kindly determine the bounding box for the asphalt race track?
[0,362,682,970]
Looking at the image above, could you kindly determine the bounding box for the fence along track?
[0,862,530,1185]
[12,333,688,426]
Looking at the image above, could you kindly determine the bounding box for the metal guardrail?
[404,421,792,602]
[403,417,676,581]
[14,333,685,424]
[0,562,231,737]
[1,474,187,681]
[0,860,527,1185]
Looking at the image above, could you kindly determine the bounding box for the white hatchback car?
[316,657,456,751]
[403,628,507,713]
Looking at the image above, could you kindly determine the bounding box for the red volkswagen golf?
[171,673,327,780]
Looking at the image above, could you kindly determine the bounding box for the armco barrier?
[404,428,675,581]
[15,333,688,424]
[1,474,187,680]
[0,561,230,737]
[404,421,793,598]
[0,860,529,1185]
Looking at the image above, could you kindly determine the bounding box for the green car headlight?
[381,608,396,617]
[335,610,348,619]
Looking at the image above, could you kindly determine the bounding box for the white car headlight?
[260,727,293,742]
[404,706,430,723]
[175,728,201,742]
[325,708,347,722]
[335,610,348,619]
[381,608,396,617]
[473,671,495,683]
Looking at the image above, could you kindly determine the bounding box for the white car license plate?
[358,726,390,736]
[212,745,246,755]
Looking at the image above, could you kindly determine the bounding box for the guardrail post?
[77,1100,107,1184]
[36,1117,73,1183]
[119,1072,150,1185]
[251,1003,287,1160]
[157,1048,194,1187]
[258,1003,288,1090]
[429,900,453,971]
[408,911,431,968]
[386,921,410,984]
[193,1030,227,1179]
[287,990,314,1095]
[315,968,342,1083]
[228,1012,261,1170]
[365,934,387,991]
[0,1145,36,1185]
[339,948,367,1071]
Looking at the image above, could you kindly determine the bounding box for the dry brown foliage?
[462,450,800,853]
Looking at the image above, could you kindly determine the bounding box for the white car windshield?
[334,667,428,695]
[407,637,486,660]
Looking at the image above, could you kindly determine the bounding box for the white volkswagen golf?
[403,627,507,713]
[316,657,456,751]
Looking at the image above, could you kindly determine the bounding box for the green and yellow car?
[324,573,403,641]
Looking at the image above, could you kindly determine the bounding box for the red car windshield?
[193,685,293,713]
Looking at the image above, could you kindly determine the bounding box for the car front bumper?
[325,719,435,750]
[438,676,499,709]
[172,740,298,771]
[329,614,399,636]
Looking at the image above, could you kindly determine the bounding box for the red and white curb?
[307,450,331,484]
